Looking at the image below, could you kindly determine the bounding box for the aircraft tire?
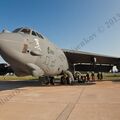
[61,76,65,84]
[66,77,70,84]
[50,77,54,85]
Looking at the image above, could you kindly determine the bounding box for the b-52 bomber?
[0,27,119,84]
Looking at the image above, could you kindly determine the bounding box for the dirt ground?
[0,80,120,120]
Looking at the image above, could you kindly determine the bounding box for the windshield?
[12,28,22,33]
[21,29,31,34]
[13,28,43,38]
[13,28,31,35]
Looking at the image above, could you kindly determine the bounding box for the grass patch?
[102,73,120,80]
[0,73,120,81]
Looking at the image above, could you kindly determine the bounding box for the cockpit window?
[20,29,30,34]
[13,28,44,39]
[36,32,44,39]
[32,31,37,36]
[13,28,22,33]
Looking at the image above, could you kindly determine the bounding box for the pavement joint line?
[56,87,86,120]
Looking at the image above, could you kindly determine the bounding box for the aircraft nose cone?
[0,32,12,54]
[0,34,5,46]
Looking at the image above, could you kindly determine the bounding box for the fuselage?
[0,28,69,77]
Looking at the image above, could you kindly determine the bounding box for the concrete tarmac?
[0,80,120,120]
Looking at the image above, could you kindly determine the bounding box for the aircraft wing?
[63,49,120,71]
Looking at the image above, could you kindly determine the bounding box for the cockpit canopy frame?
[13,27,44,39]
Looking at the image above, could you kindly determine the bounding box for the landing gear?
[66,77,72,84]
[61,76,65,84]
[60,70,74,85]
[74,71,81,83]
[38,76,49,85]
[60,76,69,85]
[38,76,56,85]
[49,77,54,85]
[38,70,74,85]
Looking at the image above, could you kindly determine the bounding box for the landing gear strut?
[61,70,74,85]
[49,77,54,85]
[38,76,49,85]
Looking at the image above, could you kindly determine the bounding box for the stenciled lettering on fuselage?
[43,56,56,73]
[47,47,54,55]
[44,56,56,67]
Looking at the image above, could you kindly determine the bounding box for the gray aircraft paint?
[0,27,120,79]
[0,28,68,77]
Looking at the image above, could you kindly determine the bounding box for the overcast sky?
[0,0,120,63]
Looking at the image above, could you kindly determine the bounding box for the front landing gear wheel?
[60,76,68,85]
[50,77,54,85]
[38,77,49,85]
[66,77,70,84]
[61,76,64,84]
